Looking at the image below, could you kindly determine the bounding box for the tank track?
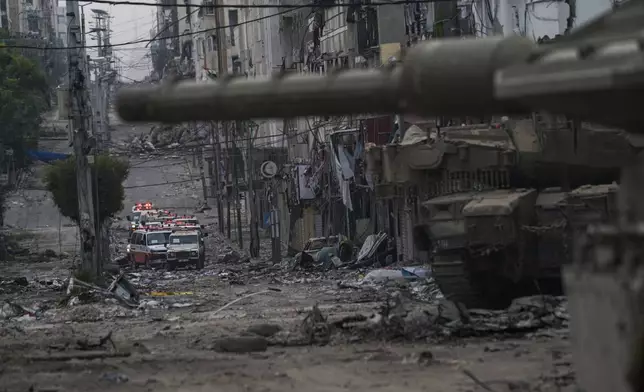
[432,259,484,308]
[432,258,512,309]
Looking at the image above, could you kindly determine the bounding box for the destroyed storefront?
[287,124,375,253]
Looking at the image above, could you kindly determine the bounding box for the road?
[0,115,576,392]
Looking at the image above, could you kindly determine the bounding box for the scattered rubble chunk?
[246,323,282,338]
[26,351,131,361]
[300,304,331,345]
[100,372,129,384]
[76,331,116,351]
[218,250,242,264]
[211,336,269,353]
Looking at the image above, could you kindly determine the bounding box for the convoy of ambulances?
[126,203,206,270]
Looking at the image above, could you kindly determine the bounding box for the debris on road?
[246,323,282,338]
[100,372,129,384]
[211,336,269,353]
[0,131,578,390]
[66,274,140,308]
[76,331,116,351]
[107,274,140,307]
[26,351,131,361]
[285,294,569,346]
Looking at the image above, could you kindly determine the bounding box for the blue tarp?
[27,150,70,163]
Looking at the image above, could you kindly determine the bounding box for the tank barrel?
[117,68,404,122]
[117,36,536,122]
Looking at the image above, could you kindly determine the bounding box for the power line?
[1,7,298,50]
[123,178,199,189]
[1,0,447,51]
[74,0,447,8]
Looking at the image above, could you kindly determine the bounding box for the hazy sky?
[68,1,156,81]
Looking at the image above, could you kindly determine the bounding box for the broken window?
[27,16,39,32]
[232,55,241,74]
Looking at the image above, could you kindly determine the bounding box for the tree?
[0,33,49,168]
[44,155,130,225]
[0,30,50,257]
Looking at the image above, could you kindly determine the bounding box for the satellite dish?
[260,161,278,178]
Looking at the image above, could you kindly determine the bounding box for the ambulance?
[127,227,172,268]
[172,215,200,227]
[166,227,207,271]
[127,202,157,231]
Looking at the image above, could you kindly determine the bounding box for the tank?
[366,116,631,308]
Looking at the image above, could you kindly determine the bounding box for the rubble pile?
[281,294,569,345]
[1,276,66,296]
[119,124,208,153]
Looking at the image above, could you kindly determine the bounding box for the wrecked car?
[293,235,353,270]
[347,232,396,269]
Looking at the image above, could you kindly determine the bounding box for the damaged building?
[145,0,620,267]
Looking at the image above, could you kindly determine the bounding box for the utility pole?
[247,123,259,258]
[67,0,99,279]
[90,8,112,263]
[90,9,110,152]
[197,144,208,203]
[233,120,243,248]
[214,0,229,238]
[225,124,231,239]
[210,122,225,233]
[326,134,333,238]
[270,176,281,263]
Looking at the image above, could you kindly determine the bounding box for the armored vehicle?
[367,118,627,307]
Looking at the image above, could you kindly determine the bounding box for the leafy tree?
[0,30,49,249]
[0,33,49,168]
[44,155,130,225]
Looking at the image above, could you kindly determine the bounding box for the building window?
[27,16,39,32]
[207,35,212,52]
[232,54,241,74]
[210,34,217,51]
[57,15,66,26]
[228,9,238,46]
[203,0,214,16]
